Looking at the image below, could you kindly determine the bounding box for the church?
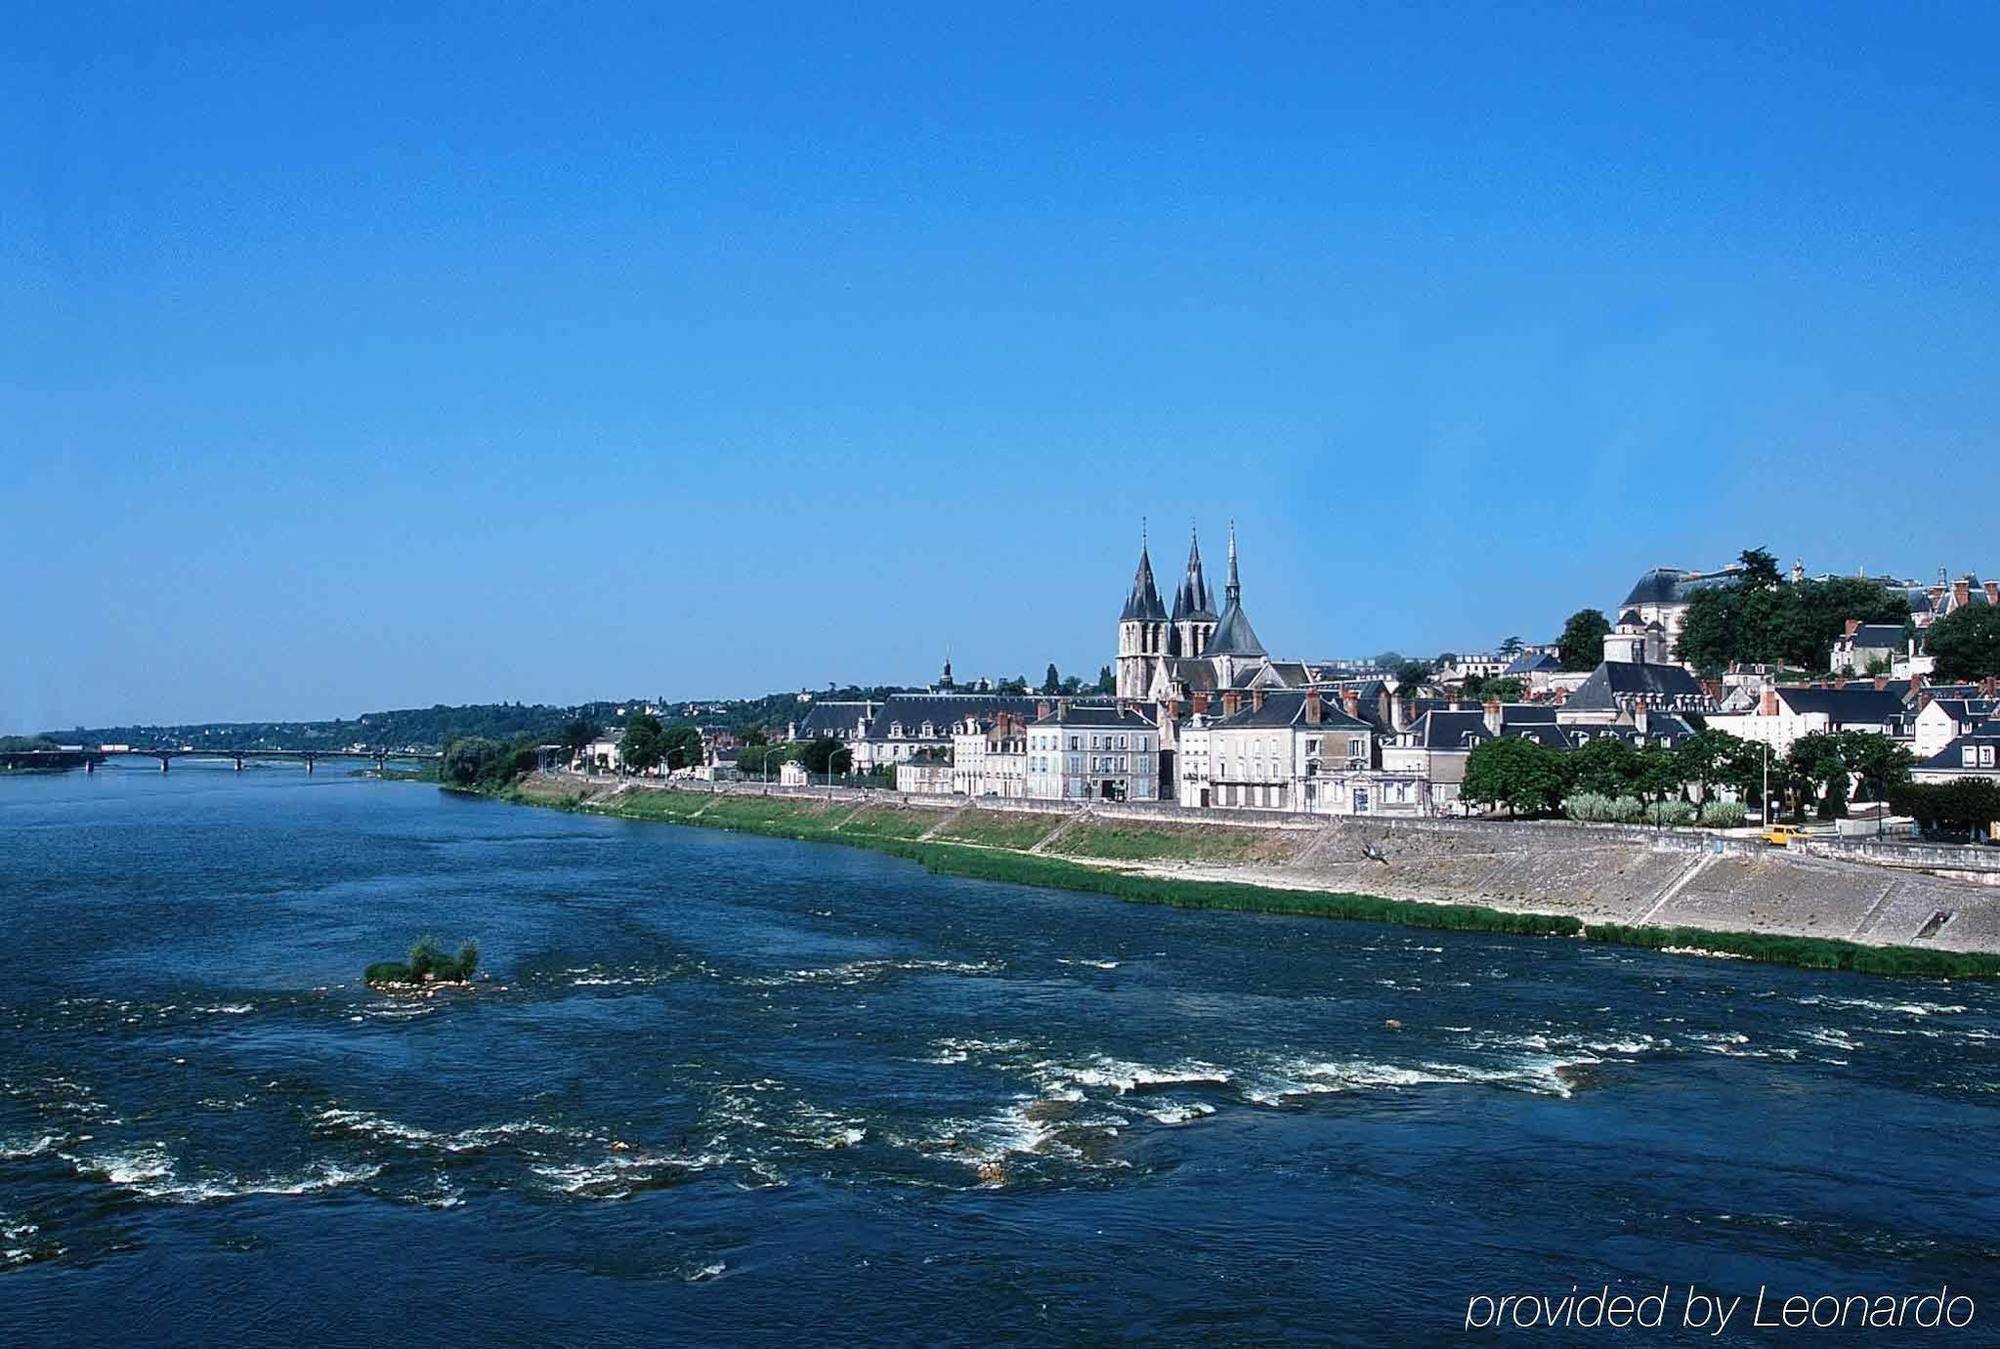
[1116,524,1312,707]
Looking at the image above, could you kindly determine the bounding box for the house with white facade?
[1026,703,1159,802]
[1181,688,1420,815]
[1830,620,1913,676]
[1913,695,1998,759]
[951,711,1030,798]
[1705,683,1913,756]
[1913,720,2000,783]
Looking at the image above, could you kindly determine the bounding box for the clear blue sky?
[7,3,1996,730]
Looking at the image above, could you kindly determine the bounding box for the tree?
[1557,609,1611,672]
[1839,730,1913,805]
[1461,675,1525,703]
[660,725,704,771]
[1738,547,1783,590]
[1390,658,1434,693]
[1675,728,1750,802]
[798,738,852,776]
[562,719,598,754]
[1676,568,1908,674]
[1043,663,1061,695]
[1925,604,2000,681]
[1461,738,1572,817]
[1786,731,1851,821]
[1095,665,1116,694]
[1889,778,2000,838]
[1569,737,1641,798]
[620,713,665,773]
[1498,635,1524,656]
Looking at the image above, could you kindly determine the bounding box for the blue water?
[2,766,1995,1344]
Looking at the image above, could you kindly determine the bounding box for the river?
[2,766,1994,1343]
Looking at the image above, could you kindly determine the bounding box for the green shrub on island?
[366,936,480,986]
[1643,801,1696,827]
[442,736,538,791]
[1698,800,1747,828]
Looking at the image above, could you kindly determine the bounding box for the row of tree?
[1461,726,1918,823]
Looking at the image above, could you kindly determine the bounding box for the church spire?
[1119,525,1167,622]
[1224,519,1242,609]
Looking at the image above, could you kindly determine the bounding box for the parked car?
[1763,823,1811,847]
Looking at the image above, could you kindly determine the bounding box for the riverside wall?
[558,774,2000,956]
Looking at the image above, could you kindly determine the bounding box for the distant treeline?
[48,686,917,752]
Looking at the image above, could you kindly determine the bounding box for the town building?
[894,747,955,795]
[1830,620,1913,676]
[1705,683,1914,755]
[1179,687,1419,814]
[951,711,1030,798]
[1913,693,1998,759]
[1026,703,1159,802]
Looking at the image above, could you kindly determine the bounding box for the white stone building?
[1026,703,1159,802]
[951,711,1030,798]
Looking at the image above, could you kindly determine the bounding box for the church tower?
[1204,522,1267,687]
[1116,526,1169,699]
[1170,524,1218,659]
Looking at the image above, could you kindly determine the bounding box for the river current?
[2,766,1995,1343]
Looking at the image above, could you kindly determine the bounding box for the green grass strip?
[489,784,2000,979]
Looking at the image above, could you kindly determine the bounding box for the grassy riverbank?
[493,779,2000,979]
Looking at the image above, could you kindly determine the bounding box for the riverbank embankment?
[495,774,2000,977]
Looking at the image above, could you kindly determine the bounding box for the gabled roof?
[1918,721,2000,771]
[1774,686,1909,724]
[1408,707,1569,750]
[793,700,877,739]
[866,694,1044,741]
[1564,661,1712,711]
[1841,624,1907,649]
[1210,690,1372,731]
[1169,528,1217,624]
[1503,651,1561,674]
[1033,702,1156,730]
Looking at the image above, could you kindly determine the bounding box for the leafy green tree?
[798,738,852,776]
[1498,636,1524,656]
[1675,728,1749,802]
[620,713,665,773]
[1839,730,1913,804]
[562,719,598,754]
[1390,658,1434,693]
[1925,604,2000,681]
[1043,663,1061,695]
[1461,675,1526,703]
[1677,568,1908,674]
[1461,738,1573,817]
[1889,778,2000,837]
[1095,665,1115,694]
[1786,732,1851,820]
[1634,745,1682,805]
[1569,737,1640,797]
[660,725,704,770]
[1557,609,1611,672]
[1738,547,1783,589]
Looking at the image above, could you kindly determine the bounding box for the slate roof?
[792,700,877,739]
[865,694,1045,742]
[1926,697,1999,728]
[1621,566,1742,608]
[1209,690,1372,732]
[1774,686,1910,726]
[1918,721,2000,772]
[1503,651,1561,675]
[1408,707,1569,750]
[1032,702,1157,730]
[1120,544,1168,622]
[1841,624,1907,649]
[1564,662,1713,712]
[1206,601,1266,657]
[1169,531,1217,623]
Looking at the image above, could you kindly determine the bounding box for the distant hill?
[53,687,919,752]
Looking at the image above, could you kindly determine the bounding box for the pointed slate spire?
[1207,520,1266,657]
[1184,522,1216,620]
[1120,525,1168,622]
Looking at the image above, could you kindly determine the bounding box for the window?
[1305,738,1320,755]
[1984,746,1997,768]
[1069,736,1080,752]
[1966,747,1979,767]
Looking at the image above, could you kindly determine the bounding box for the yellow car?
[1763,824,1810,847]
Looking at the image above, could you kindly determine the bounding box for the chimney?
[1193,691,1210,716]
[1844,618,1862,638]
[1482,697,1503,737]
[1304,693,1322,725]
[1116,698,1127,716]
[1251,688,1265,713]
[1873,675,1888,692]
[1341,687,1361,720]
[1632,696,1650,736]
[1036,700,1050,721]
[1392,697,1414,733]
[1914,672,1930,710]
[1953,579,1971,609]
[1222,691,1241,717]
[1987,581,1999,607]
[1761,686,1779,717]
